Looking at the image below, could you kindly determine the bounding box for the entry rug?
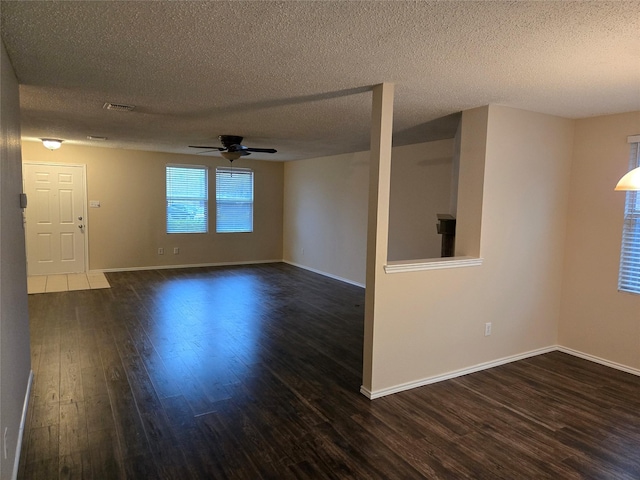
[27,272,110,294]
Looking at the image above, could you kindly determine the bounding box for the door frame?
[22,161,89,275]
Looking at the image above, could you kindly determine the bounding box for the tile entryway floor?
[27,272,110,294]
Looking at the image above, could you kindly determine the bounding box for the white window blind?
[619,140,640,294]
[166,164,208,234]
[216,167,253,233]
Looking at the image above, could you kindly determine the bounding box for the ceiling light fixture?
[221,151,242,162]
[41,138,63,150]
[615,167,640,191]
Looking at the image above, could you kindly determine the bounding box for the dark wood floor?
[18,263,640,479]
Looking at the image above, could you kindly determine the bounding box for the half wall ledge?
[384,256,483,274]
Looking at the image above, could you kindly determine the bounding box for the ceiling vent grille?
[103,102,135,112]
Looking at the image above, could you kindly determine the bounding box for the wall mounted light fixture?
[41,138,63,150]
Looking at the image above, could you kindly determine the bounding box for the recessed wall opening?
[387,113,462,262]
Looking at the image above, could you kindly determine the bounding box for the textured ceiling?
[1,1,639,161]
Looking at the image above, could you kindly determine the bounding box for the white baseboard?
[361,346,557,399]
[282,261,365,288]
[91,259,283,274]
[558,346,640,377]
[360,385,374,398]
[13,370,33,480]
[361,345,640,400]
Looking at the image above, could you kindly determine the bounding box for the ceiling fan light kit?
[221,151,243,162]
[189,135,277,163]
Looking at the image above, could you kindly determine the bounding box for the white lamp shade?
[42,139,62,150]
[615,167,640,191]
[221,151,242,162]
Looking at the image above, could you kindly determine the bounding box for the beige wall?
[21,141,284,271]
[388,140,454,261]
[368,105,574,393]
[0,41,31,479]
[283,150,370,285]
[559,111,640,369]
[283,140,455,285]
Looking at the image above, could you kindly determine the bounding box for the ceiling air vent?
[103,102,135,112]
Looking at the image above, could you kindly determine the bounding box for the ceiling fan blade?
[228,145,255,156]
[245,148,277,154]
[194,150,218,155]
[189,145,225,151]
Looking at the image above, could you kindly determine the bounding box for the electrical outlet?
[173,247,179,254]
[158,248,164,255]
[485,322,492,336]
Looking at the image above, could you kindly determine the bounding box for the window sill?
[384,256,483,274]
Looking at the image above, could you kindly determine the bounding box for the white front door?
[23,163,87,275]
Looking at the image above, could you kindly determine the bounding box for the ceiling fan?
[189,135,277,162]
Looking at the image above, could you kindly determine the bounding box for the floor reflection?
[148,271,267,389]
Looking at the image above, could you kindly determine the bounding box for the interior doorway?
[23,162,87,275]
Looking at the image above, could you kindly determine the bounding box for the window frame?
[618,139,640,294]
[215,167,254,234]
[166,164,209,234]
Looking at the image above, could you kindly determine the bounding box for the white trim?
[360,385,374,398]
[627,134,640,143]
[12,370,33,480]
[361,346,556,399]
[91,259,282,274]
[360,345,640,400]
[81,165,89,273]
[384,256,483,274]
[216,166,252,174]
[558,346,640,377]
[282,260,365,288]
[166,162,209,170]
